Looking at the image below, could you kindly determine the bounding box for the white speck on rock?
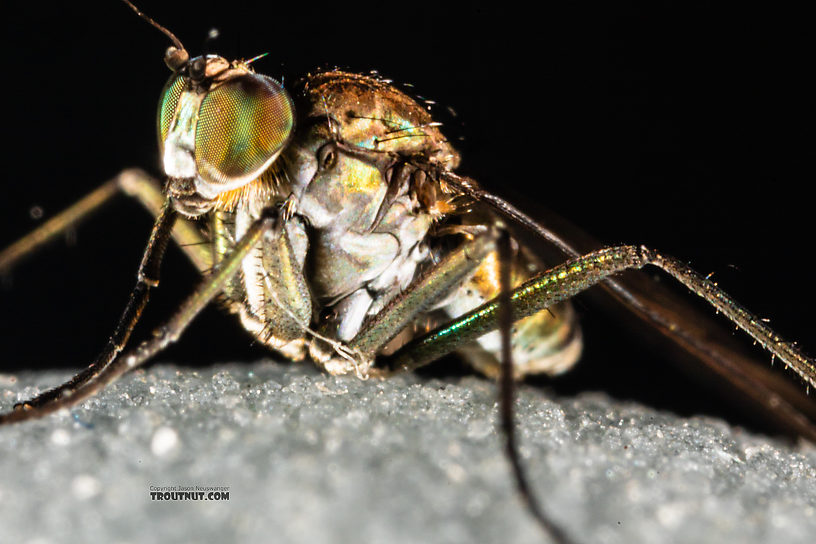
[71,474,101,500]
[150,426,179,457]
[50,429,70,446]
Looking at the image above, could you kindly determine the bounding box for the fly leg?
[386,242,816,544]
[0,200,177,422]
[496,230,572,544]
[346,225,572,543]
[438,169,816,440]
[0,208,277,425]
[0,169,212,276]
[388,245,816,390]
[0,170,212,421]
[257,215,314,359]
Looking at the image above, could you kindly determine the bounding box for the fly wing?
[437,171,816,440]
[519,205,816,441]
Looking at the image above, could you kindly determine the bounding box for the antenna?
[120,0,189,70]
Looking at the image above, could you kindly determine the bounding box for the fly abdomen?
[440,244,583,379]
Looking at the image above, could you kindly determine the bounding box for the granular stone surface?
[1,361,814,544]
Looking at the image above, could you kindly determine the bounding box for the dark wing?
[439,171,816,441]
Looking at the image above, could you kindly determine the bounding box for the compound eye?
[195,74,294,186]
[157,73,187,147]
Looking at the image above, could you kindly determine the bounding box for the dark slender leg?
[0,170,215,420]
[496,230,572,544]
[3,200,177,413]
[0,209,276,425]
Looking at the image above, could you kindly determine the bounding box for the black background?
[1,2,812,425]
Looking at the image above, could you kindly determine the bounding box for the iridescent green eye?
[195,74,294,185]
[157,74,187,144]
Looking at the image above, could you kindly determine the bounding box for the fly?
[1,3,814,544]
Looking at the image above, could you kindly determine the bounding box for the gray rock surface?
[1,361,814,544]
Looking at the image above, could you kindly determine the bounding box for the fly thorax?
[282,137,434,341]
